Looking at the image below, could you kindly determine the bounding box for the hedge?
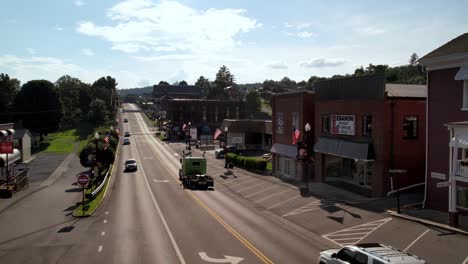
[225,153,267,171]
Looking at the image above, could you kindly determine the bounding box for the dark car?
[215,145,245,158]
[124,118,128,122]
[123,138,130,145]
[124,159,137,172]
[124,131,130,137]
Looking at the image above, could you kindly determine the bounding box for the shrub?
[244,157,267,170]
[235,155,246,166]
[226,153,238,163]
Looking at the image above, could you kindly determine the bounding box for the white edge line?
[134,134,186,264]
[266,195,301,209]
[101,231,105,236]
[326,232,369,237]
[404,229,430,252]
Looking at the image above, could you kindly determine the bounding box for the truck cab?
[179,153,213,189]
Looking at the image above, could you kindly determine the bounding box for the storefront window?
[457,187,468,209]
[362,115,372,137]
[276,112,284,134]
[322,115,330,133]
[292,112,299,130]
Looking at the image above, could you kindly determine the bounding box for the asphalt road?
[1,103,466,264]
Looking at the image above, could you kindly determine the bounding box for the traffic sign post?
[77,174,90,216]
[389,169,407,214]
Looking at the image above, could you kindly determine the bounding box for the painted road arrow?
[199,252,244,264]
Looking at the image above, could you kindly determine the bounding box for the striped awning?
[314,137,375,161]
[0,129,14,137]
[0,149,21,167]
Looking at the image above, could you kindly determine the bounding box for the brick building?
[271,91,315,182]
[419,33,468,225]
[313,75,426,197]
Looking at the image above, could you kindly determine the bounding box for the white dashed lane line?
[98,245,103,252]
[101,231,105,236]
[282,198,342,217]
[103,219,107,224]
[322,218,392,247]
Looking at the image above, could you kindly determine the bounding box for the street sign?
[437,181,451,188]
[77,174,90,186]
[0,142,13,154]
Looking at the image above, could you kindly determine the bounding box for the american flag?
[213,128,222,140]
[292,128,301,145]
[182,123,187,131]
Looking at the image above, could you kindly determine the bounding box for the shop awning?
[0,148,21,167]
[314,137,375,161]
[455,66,468,80]
[270,143,297,159]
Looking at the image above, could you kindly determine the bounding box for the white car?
[319,243,425,264]
[124,159,138,172]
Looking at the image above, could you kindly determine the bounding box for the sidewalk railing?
[91,168,110,198]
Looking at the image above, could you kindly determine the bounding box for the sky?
[1,0,467,89]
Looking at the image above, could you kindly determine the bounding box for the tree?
[245,90,261,113]
[195,76,211,96]
[158,81,169,85]
[210,65,235,99]
[0,73,20,115]
[92,76,118,120]
[409,53,419,66]
[87,99,109,125]
[279,76,296,90]
[179,80,188,86]
[13,80,63,134]
[56,75,86,127]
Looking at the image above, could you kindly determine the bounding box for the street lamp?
[224,126,229,169]
[187,122,192,150]
[304,123,311,193]
[93,132,99,190]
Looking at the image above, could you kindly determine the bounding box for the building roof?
[221,119,272,135]
[420,33,468,61]
[153,85,203,98]
[385,84,426,98]
[13,129,31,139]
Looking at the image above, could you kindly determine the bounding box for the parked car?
[124,159,137,172]
[318,243,426,264]
[123,138,130,145]
[124,131,131,137]
[124,118,128,122]
[215,145,245,158]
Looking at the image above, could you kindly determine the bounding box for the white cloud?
[0,55,110,86]
[81,48,95,56]
[54,25,64,31]
[300,58,346,68]
[76,0,260,56]
[356,26,385,35]
[74,0,85,7]
[284,22,315,38]
[267,61,288,69]
[26,48,36,55]
[297,31,316,38]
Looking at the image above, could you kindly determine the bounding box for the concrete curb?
[388,210,468,236]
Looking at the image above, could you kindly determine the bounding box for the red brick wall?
[386,99,426,190]
[426,67,468,212]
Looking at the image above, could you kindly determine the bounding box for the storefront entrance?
[324,154,373,188]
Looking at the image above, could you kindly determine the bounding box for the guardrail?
[91,167,111,198]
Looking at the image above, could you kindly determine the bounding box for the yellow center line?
[133,110,274,264]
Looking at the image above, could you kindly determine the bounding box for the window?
[403,116,418,139]
[226,107,230,118]
[354,252,368,264]
[362,115,372,137]
[336,248,356,262]
[322,115,330,133]
[13,139,20,148]
[373,259,385,264]
[463,80,468,109]
[292,112,299,130]
[236,106,239,119]
[276,112,284,134]
[457,187,468,209]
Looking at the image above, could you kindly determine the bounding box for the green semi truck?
[179,151,214,189]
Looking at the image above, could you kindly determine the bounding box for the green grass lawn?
[266,161,272,171]
[41,129,80,154]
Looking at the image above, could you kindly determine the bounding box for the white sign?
[231,137,242,144]
[190,128,197,140]
[437,181,451,188]
[331,115,355,135]
[431,172,446,180]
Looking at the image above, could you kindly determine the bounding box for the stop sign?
[77,174,90,186]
